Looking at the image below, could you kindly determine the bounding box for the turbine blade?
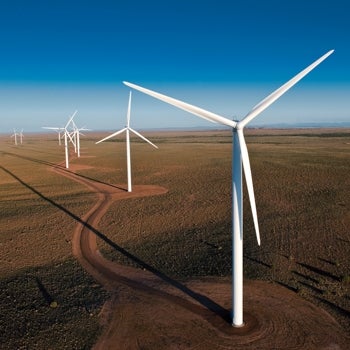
[66,131,75,144]
[71,119,78,130]
[239,50,334,128]
[237,129,260,245]
[95,128,127,144]
[129,128,158,148]
[127,91,132,128]
[65,110,78,129]
[42,127,63,130]
[123,81,237,128]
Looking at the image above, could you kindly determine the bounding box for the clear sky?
[0,0,349,132]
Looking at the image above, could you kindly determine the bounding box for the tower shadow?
[0,165,230,324]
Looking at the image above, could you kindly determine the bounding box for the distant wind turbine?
[124,49,334,327]
[43,110,77,168]
[71,119,90,158]
[42,127,64,146]
[96,91,158,192]
[11,129,19,145]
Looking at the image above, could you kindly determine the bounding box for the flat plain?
[0,128,349,348]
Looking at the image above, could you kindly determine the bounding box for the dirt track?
[52,161,349,349]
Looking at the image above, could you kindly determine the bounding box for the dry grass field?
[0,128,349,348]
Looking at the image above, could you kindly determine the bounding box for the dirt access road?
[52,161,349,349]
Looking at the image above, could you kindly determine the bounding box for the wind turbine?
[71,119,90,158]
[19,129,24,144]
[42,111,77,168]
[11,129,19,145]
[123,49,334,327]
[96,91,158,192]
[42,126,64,146]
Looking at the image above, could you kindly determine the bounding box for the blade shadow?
[0,165,230,324]
[297,262,341,282]
[243,255,272,269]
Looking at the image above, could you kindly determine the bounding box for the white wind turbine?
[124,49,334,327]
[42,126,64,146]
[71,119,90,158]
[96,91,158,192]
[43,110,77,168]
[11,129,19,145]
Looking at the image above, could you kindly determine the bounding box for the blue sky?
[0,0,349,132]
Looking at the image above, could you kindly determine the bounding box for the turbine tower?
[96,91,158,192]
[124,49,334,327]
[63,111,77,168]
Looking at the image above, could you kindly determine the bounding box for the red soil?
[52,162,349,349]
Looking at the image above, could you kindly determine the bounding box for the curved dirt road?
[52,162,349,349]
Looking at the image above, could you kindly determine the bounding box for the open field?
[1,128,350,348]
